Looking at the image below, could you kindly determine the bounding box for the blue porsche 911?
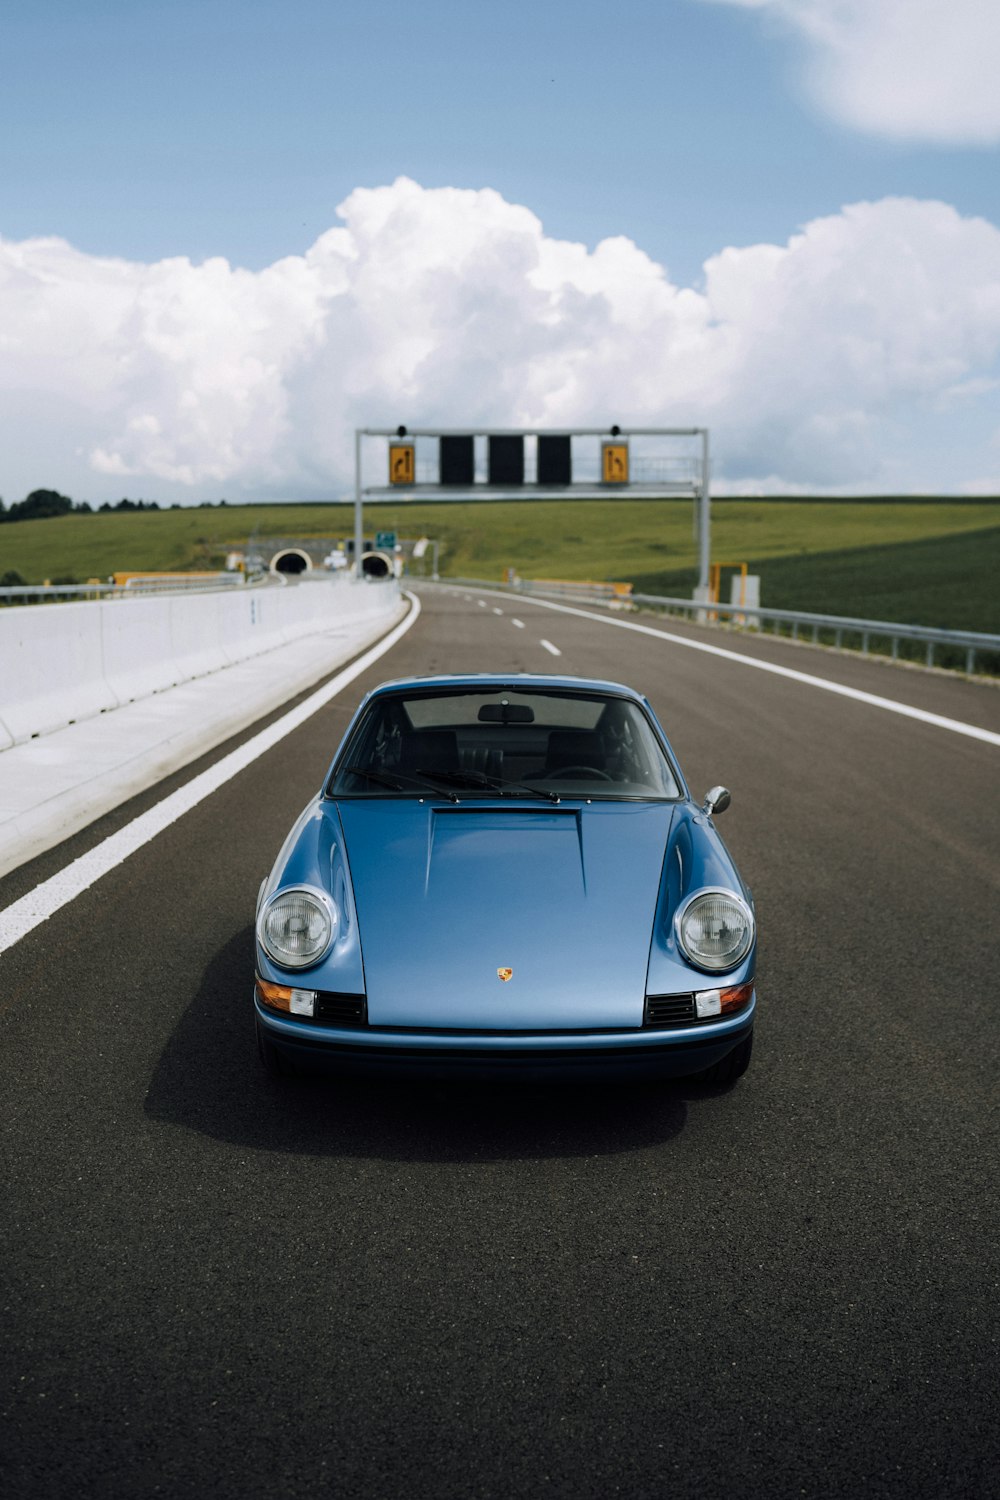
[254,674,756,1084]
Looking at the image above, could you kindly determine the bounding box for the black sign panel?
[440,435,475,486]
[537,434,572,486]
[488,435,524,485]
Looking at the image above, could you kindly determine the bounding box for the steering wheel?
[548,765,613,781]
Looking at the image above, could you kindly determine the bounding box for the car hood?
[336,799,675,1029]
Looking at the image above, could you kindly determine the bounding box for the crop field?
[1,496,998,633]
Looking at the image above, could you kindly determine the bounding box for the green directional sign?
[375,531,397,549]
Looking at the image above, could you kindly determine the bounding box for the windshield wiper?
[344,765,405,790]
[499,778,563,804]
[343,765,460,801]
[345,764,562,806]
[412,767,561,805]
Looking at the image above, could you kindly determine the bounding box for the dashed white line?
[540,639,562,657]
[0,595,423,958]
[493,607,504,616]
[511,619,525,630]
[466,590,1000,749]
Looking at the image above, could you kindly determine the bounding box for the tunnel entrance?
[270,549,312,576]
[361,552,393,579]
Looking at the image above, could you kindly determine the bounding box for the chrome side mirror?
[702,785,731,816]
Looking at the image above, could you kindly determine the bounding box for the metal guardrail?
[526,578,634,601]
[0,574,260,605]
[443,577,1000,677]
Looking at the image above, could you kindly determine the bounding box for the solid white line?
[511,619,525,629]
[0,594,423,958]
[540,639,562,657]
[480,592,1000,748]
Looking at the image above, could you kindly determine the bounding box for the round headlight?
[259,886,337,970]
[675,888,754,972]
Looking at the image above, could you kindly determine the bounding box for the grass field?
[631,525,1000,633]
[1,496,998,633]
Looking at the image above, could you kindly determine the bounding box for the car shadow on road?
[144,928,689,1162]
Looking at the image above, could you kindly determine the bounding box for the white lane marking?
[0,595,423,958]
[477,599,487,607]
[493,607,504,616]
[540,639,562,657]
[511,619,525,629]
[470,591,1000,749]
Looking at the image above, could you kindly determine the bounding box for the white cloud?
[1,179,1000,499]
[701,0,1000,143]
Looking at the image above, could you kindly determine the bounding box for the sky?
[1,0,999,502]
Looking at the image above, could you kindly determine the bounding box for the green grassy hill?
[1,496,998,633]
[631,525,1000,634]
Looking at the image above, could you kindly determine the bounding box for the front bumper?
[254,990,756,1080]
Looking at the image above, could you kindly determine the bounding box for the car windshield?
[328,686,681,800]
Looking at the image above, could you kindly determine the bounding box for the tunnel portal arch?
[270,548,312,576]
[360,551,393,579]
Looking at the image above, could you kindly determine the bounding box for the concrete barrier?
[0,601,116,746]
[0,575,397,748]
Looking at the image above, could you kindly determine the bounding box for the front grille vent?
[316,992,367,1026]
[644,994,697,1027]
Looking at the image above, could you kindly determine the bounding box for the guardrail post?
[926,641,934,668]
[966,647,975,674]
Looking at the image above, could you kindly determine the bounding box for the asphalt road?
[2,585,998,1500]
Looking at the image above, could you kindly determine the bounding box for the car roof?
[365,673,646,702]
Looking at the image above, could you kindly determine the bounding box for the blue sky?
[4,0,997,285]
[1,0,999,499]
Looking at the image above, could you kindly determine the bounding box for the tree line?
[0,489,170,523]
[0,490,237,523]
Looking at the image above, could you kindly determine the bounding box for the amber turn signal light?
[694,980,754,1019]
[255,979,316,1016]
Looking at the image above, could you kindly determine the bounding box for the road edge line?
[457,586,1000,749]
[0,593,422,958]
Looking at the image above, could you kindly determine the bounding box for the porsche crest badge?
[497,967,513,983]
